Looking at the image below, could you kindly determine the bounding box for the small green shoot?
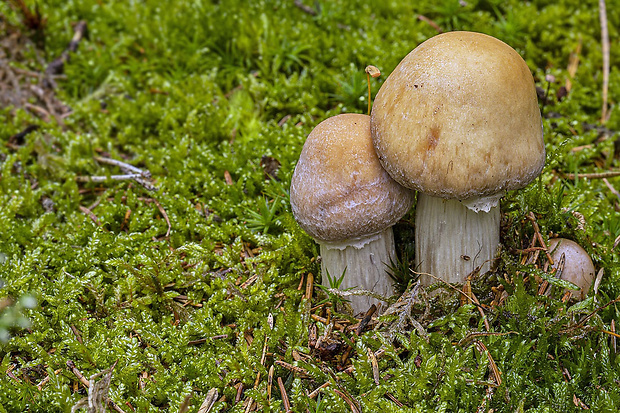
[244,197,281,234]
[316,268,352,309]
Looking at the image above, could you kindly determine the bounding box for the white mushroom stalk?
[415,195,500,285]
[319,228,396,308]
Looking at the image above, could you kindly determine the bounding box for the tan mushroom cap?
[290,114,414,244]
[371,31,545,202]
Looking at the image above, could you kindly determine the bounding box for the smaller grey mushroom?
[290,114,414,314]
[548,238,595,300]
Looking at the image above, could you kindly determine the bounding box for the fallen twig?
[563,170,620,180]
[152,198,171,238]
[333,388,360,413]
[603,178,620,201]
[45,20,87,85]
[76,174,145,182]
[417,15,442,32]
[67,360,126,413]
[275,360,310,378]
[78,205,102,226]
[197,388,219,413]
[94,156,152,178]
[294,0,317,15]
[599,0,610,123]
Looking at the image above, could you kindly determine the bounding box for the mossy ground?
[0,0,619,411]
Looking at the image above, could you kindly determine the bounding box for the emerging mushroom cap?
[371,31,545,203]
[290,114,414,244]
[548,238,595,300]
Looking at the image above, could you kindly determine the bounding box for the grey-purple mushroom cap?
[371,31,545,206]
[290,114,414,244]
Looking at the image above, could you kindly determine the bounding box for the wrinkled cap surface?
[290,114,414,243]
[371,31,545,201]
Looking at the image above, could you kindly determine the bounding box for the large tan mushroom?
[371,31,545,286]
[290,114,414,313]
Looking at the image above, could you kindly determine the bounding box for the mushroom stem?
[415,194,500,287]
[319,227,396,313]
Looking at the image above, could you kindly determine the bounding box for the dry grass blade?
[178,393,192,413]
[197,388,219,413]
[603,178,620,201]
[560,295,620,334]
[599,0,610,123]
[368,348,380,385]
[69,360,125,413]
[565,39,582,92]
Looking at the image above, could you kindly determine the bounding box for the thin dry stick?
[308,382,330,399]
[560,295,620,334]
[602,329,620,338]
[78,205,102,226]
[603,178,620,201]
[564,170,620,180]
[152,198,171,238]
[411,269,495,316]
[368,348,380,385]
[293,0,317,15]
[599,0,610,123]
[94,156,151,178]
[36,369,62,391]
[417,15,442,32]
[333,389,361,413]
[66,360,126,413]
[76,174,145,182]
[565,39,582,92]
[274,360,309,377]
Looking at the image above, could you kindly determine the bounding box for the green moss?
[1,0,619,411]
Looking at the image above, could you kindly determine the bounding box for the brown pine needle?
[308,382,330,399]
[277,377,291,412]
[602,329,620,339]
